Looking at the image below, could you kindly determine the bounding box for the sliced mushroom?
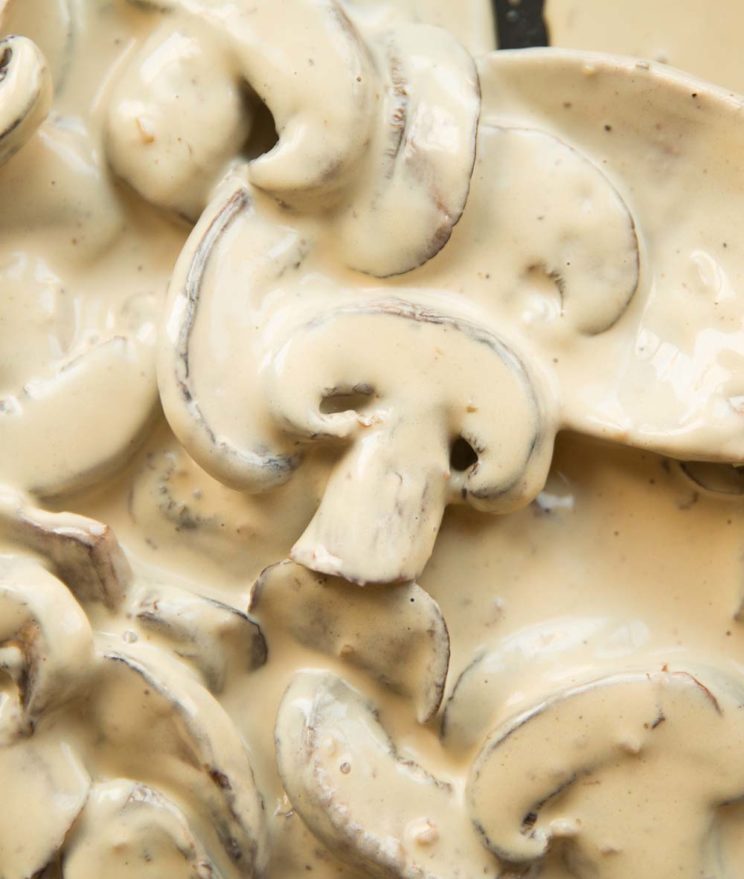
[467,669,744,878]
[0,733,89,879]
[275,670,497,879]
[0,35,51,166]
[1,0,75,92]
[0,487,131,607]
[123,0,375,206]
[478,49,744,463]
[106,18,253,221]
[114,0,478,275]
[133,581,266,692]
[157,179,308,492]
[63,780,218,879]
[441,616,650,753]
[249,560,449,722]
[330,22,479,276]
[94,642,268,878]
[0,333,159,498]
[459,123,640,335]
[271,300,555,583]
[0,554,93,734]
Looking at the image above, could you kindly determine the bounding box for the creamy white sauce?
[1,1,744,877]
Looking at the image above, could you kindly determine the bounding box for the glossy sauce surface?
[2,1,744,877]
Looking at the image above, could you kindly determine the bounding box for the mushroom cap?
[0,731,89,879]
[0,335,159,498]
[271,299,556,583]
[64,780,218,879]
[134,581,267,692]
[466,668,744,875]
[478,48,744,463]
[157,180,305,493]
[106,18,252,220]
[0,35,51,166]
[93,641,268,878]
[0,554,93,733]
[249,560,449,722]
[275,670,497,879]
[269,299,554,512]
[331,22,480,277]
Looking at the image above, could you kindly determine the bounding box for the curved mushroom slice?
[268,299,555,583]
[0,335,158,497]
[126,0,375,205]
[331,23,479,276]
[467,669,744,878]
[441,616,644,753]
[478,49,744,463]
[0,35,51,166]
[133,582,266,692]
[0,487,131,607]
[157,179,307,492]
[94,643,268,878]
[249,560,449,722]
[0,555,93,734]
[462,124,640,335]
[1,0,75,92]
[0,733,89,879]
[106,18,252,221]
[64,780,219,879]
[275,671,497,879]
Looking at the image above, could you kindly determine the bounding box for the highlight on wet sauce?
[2,0,744,876]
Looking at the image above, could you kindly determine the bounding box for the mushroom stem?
[291,418,450,585]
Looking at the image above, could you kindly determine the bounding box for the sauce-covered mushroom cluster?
[3,0,744,876]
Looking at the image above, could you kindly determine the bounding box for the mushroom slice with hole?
[0,731,89,879]
[0,35,51,166]
[0,334,159,498]
[105,19,253,221]
[0,554,93,734]
[275,670,497,879]
[125,0,375,206]
[478,49,744,463]
[454,123,640,335]
[63,780,219,879]
[0,487,131,608]
[133,582,266,692]
[249,560,449,723]
[157,179,308,492]
[94,642,268,878]
[466,668,744,878]
[331,22,479,277]
[268,299,555,584]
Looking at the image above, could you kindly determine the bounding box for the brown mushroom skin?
[249,560,449,722]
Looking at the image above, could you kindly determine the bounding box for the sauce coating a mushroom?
[2,1,744,877]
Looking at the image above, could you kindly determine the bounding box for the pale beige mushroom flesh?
[0,34,51,166]
[249,560,449,722]
[474,48,744,464]
[92,641,268,878]
[63,781,219,879]
[0,555,93,735]
[133,581,267,692]
[0,732,89,879]
[275,670,498,879]
[111,0,479,276]
[272,301,555,583]
[467,669,744,878]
